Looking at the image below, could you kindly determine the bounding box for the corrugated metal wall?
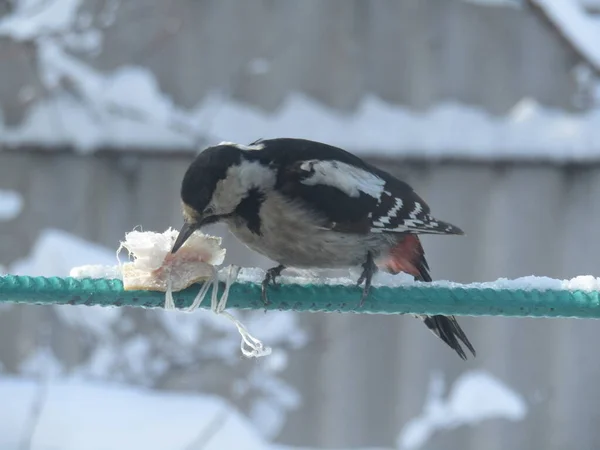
[1,152,600,449]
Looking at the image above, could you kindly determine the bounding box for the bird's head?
[171,141,273,254]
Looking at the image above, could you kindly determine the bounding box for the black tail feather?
[384,235,476,360]
[413,244,476,360]
[421,315,476,360]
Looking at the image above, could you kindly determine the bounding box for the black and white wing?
[264,140,463,235]
[368,184,464,235]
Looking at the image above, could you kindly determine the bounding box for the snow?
[0,376,387,449]
[61,28,103,53]
[20,347,64,377]
[8,228,126,373]
[0,189,23,221]
[0,0,85,41]
[1,41,194,153]
[397,371,527,449]
[194,93,600,161]
[0,377,269,450]
[69,264,122,279]
[10,228,116,276]
[53,302,121,338]
[532,0,600,71]
[246,368,302,432]
[235,267,600,292]
[7,87,600,160]
[426,274,600,292]
[2,61,600,159]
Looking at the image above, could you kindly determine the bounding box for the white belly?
[224,193,396,268]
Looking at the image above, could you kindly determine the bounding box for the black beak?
[171,222,197,254]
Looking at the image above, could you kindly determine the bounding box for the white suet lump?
[71,228,225,292]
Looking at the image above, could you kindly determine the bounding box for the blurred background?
[1,0,600,448]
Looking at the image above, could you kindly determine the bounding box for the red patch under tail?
[381,234,431,282]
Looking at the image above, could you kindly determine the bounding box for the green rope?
[1,275,599,318]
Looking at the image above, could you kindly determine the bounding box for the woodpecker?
[171,138,475,359]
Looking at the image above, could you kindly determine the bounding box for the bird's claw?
[356,253,376,308]
[359,284,370,308]
[356,272,366,287]
[261,265,285,309]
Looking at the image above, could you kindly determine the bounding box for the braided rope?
[1,275,599,318]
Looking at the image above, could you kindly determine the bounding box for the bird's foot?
[261,265,285,308]
[356,253,377,308]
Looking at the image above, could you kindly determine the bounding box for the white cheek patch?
[210,161,276,214]
[237,160,276,188]
[299,160,385,198]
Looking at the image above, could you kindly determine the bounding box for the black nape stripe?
[235,188,265,235]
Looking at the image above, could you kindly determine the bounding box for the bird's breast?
[225,193,395,268]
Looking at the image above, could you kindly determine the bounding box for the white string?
[185,274,212,312]
[164,267,211,312]
[115,241,125,273]
[164,264,272,358]
[164,275,176,310]
[212,265,272,358]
